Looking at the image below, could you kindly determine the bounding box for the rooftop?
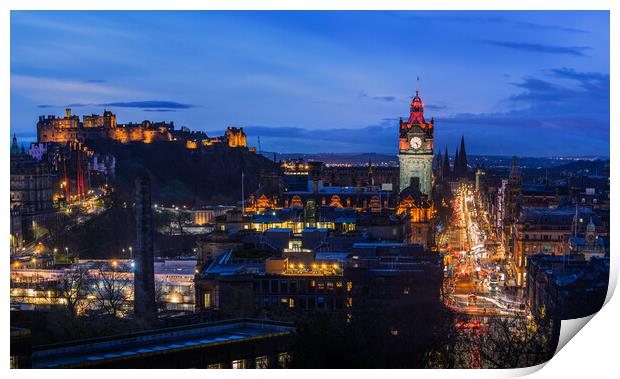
[32,319,294,368]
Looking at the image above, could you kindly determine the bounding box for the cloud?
[234,67,609,156]
[425,104,448,112]
[358,91,397,102]
[11,75,121,96]
[479,40,591,56]
[100,101,194,109]
[549,67,609,83]
[37,100,195,110]
[435,67,609,155]
[385,12,589,34]
[84,79,107,83]
[207,120,399,154]
[371,96,396,102]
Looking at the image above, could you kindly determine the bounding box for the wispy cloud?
[371,96,396,102]
[549,67,609,82]
[425,104,448,112]
[233,67,609,156]
[11,75,121,96]
[385,12,589,34]
[479,40,591,56]
[358,91,397,102]
[37,100,195,111]
[101,101,194,109]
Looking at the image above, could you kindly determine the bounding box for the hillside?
[88,140,280,206]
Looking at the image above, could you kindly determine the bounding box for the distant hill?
[89,141,280,206]
[261,152,398,166]
[262,151,608,170]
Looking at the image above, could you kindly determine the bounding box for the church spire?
[409,77,425,124]
[443,147,451,178]
[459,135,468,176]
[454,146,460,176]
[11,133,20,156]
[416,75,420,96]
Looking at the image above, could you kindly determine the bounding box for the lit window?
[207,363,222,369]
[232,359,245,369]
[278,353,291,368]
[255,356,269,369]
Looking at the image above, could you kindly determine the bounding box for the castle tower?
[398,79,434,195]
[134,172,156,324]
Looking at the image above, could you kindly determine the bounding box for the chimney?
[308,161,323,194]
[134,172,156,324]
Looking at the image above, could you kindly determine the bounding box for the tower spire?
[459,135,467,175]
[416,75,420,96]
[443,147,451,178]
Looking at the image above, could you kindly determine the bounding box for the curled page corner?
[509,362,548,377]
[555,315,596,356]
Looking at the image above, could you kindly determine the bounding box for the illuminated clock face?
[410,136,422,149]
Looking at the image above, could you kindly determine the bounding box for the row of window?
[255,279,351,294]
[207,353,291,369]
[256,295,352,310]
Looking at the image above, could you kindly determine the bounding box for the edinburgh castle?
[37,108,250,150]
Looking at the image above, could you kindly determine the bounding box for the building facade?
[398,89,434,196]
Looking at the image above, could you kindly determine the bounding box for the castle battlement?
[36,108,251,150]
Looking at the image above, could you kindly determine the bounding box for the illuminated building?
[567,218,607,261]
[36,109,251,150]
[249,160,396,214]
[192,206,236,225]
[194,235,441,315]
[37,108,174,144]
[503,156,522,258]
[398,84,434,196]
[10,135,56,247]
[512,207,607,285]
[10,259,197,313]
[225,126,247,147]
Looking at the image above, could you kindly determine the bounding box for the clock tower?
[398,84,434,195]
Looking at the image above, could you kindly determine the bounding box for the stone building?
[10,135,55,248]
[398,86,435,196]
[512,207,606,285]
[37,108,175,144]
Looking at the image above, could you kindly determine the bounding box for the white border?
[2,1,617,378]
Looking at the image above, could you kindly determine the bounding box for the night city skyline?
[10,10,609,156]
[9,8,612,371]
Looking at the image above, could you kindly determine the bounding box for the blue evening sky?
[10,11,609,156]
